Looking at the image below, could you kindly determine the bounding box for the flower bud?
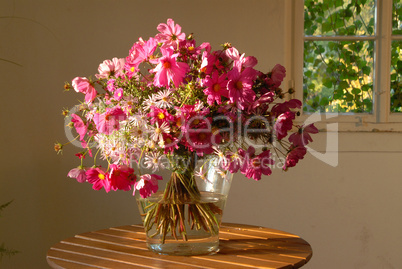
[54,143,63,154]
[64,82,71,91]
[288,88,295,94]
[223,42,232,50]
[62,109,69,117]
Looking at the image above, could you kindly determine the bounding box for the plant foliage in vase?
[55,19,318,247]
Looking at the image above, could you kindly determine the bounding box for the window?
[291,0,402,131]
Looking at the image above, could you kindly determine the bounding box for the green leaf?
[323,78,333,88]
[362,66,371,75]
[322,22,332,33]
[352,88,361,95]
[397,60,402,73]
[339,80,349,90]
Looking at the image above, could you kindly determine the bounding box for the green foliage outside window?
[304,0,402,113]
[391,0,402,112]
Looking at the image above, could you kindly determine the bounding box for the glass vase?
[136,155,233,255]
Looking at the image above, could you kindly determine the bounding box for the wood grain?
[47,223,312,269]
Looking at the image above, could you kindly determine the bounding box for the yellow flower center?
[157,112,165,119]
[98,173,105,180]
[235,81,243,90]
[176,118,182,127]
[198,133,207,141]
[252,159,261,167]
[188,46,195,51]
[155,128,162,134]
[213,84,221,92]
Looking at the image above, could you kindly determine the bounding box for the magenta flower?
[289,123,319,147]
[226,47,258,70]
[187,127,214,156]
[72,77,97,104]
[147,106,174,125]
[267,64,286,88]
[151,49,189,88]
[227,67,257,110]
[95,57,125,79]
[67,166,87,183]
[203,71,228,105]
[250,91,275,112]
[274,111,295,140]
[283,146,307,171]
[244,150,274,181]
[70,114,87,142]
[155,19,186,47]
[134,174,163,198]
[160,133,179,154]
[200,51,216,75]
[272,99,302,117]
[108,164,136,191]
[86,167,111,192]
[93,107,127,135]
[225,150,245,174]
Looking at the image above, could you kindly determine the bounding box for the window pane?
[303,40,374,113]
[390,41,402,112]
[304,0,375,36]
[392,0,402,35]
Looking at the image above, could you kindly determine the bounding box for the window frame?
[287,0,402,132]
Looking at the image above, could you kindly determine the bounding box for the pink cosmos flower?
[224,151,242,174]
[227,67,258,110]
[134,174,163,198]
[200,51,216,75]
[86,167,111,192]
[160,133,179,154]
[155,19,186,47]
[147,106,174,125]
[93,107,127,135]
[283,145,307,171]
[151,48,189,88]
[95,57,125,79]
[288,123,319,147]
[187,127,214,156]
[126,37,158,71]
[274,111,295,140]
[72,77,97,104]
[226,47,258,70]
[71,114,87,142]
[250,91,275,112]
[203,71,228,105]
[267,64,286,88]
[108,164,136,191]
[243,150,274,181]
[67,166,87,183]
[271,99,302,117]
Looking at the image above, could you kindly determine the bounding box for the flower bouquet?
[55,19,318,255]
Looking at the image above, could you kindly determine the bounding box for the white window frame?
[285,0,402,132]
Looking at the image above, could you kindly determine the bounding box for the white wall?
[1,1,401,268]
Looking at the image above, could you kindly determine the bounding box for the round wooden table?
[47,223,312,268]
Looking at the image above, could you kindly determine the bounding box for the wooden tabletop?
[47,223,312,269]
